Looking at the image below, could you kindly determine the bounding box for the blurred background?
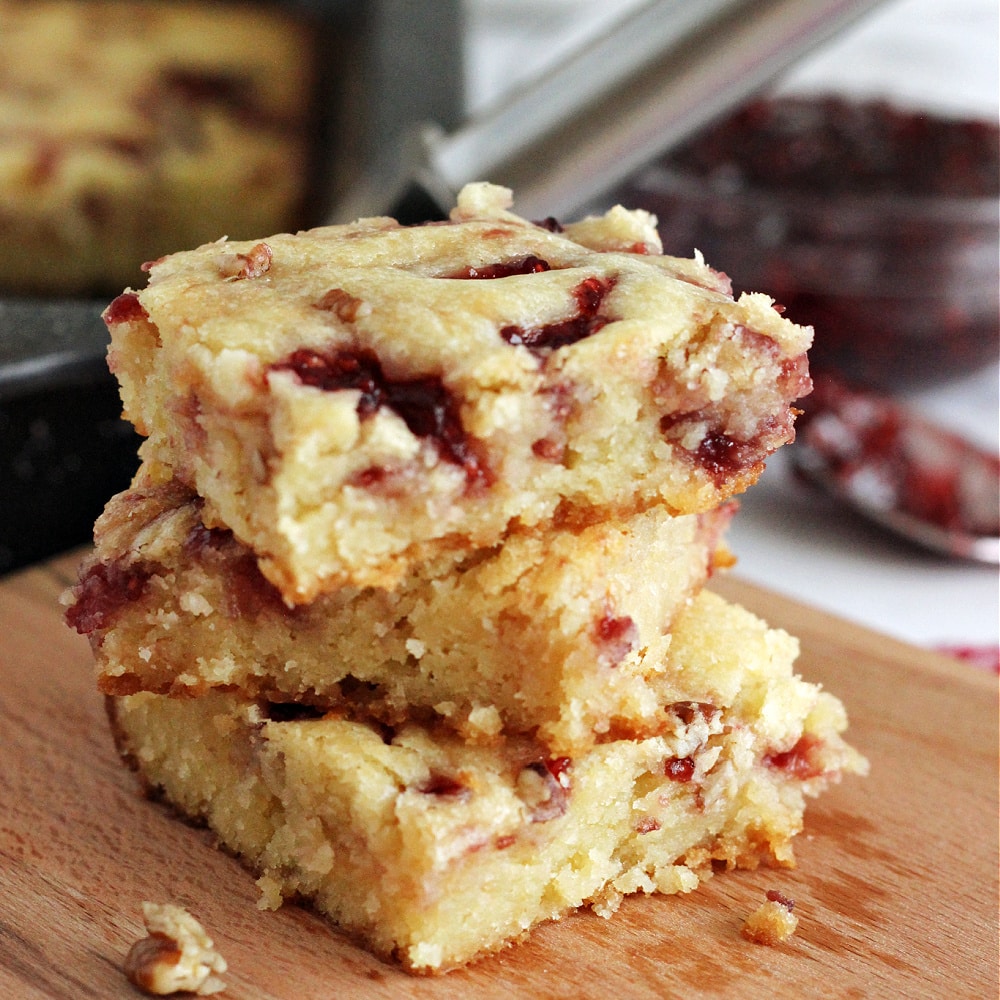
[1,0,996,658]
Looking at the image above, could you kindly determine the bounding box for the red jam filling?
[594,611,639,665]
[763,734,824,780]
[656,329,809,487]
[530,437,563,461]
[419,774,473,801]
[184,522,289,619]
[664,756,697,783]
[270,348,489,487]
[500,276,616,352]
[543,756,573,785]
[449,255,552,279]
[446,254,619,351]
[696,431,747,480]
[766,889,795,911]
[658,409,751,486]
[65,561,154,635]
[659,409,772,487]
[103,292,148,324]
[671,701,715,726]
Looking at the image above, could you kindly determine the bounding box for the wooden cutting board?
[1,551,996,999]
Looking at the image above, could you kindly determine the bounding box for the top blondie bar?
[105,182,811,602]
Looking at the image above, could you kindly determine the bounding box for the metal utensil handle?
[444,0,889,218]
[338,0,888,222]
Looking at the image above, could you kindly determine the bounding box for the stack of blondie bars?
[65,183,865,973]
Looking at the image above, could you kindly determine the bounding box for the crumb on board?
[741,889,799,946]
[123,902,227,995]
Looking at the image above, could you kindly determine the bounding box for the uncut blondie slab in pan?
[108,591,865,974]
[66,477,735,754]
[104,182,812,602]
[0,0,316,296]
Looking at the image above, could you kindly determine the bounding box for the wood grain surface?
[1,550,996,999]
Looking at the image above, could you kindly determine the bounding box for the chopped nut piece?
[741,890,799,946]
[516,759,571,823]
[124,902,227,995]
[314,286,370,322]
[218,242,273,280]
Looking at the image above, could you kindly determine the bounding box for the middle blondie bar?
[67,476,735,754]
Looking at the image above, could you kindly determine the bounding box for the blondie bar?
[66,476,735,753]
[104,182,812,602]
[109,592,865,973]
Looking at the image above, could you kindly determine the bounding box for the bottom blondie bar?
[109,592,866,973]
